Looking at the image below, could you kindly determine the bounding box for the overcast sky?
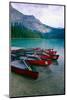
[11,3,64,28]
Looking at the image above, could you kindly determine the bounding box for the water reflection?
[52,60,59,65]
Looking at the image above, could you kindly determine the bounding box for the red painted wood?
[26,59,52,66]
[39,54,59,60]
[11,66,39,79]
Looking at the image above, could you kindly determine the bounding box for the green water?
[10,38,65,97]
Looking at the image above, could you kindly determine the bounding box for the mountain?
[10,5,51,33]
[10,5,64,38]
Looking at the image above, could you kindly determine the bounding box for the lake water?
[10,38,65,97]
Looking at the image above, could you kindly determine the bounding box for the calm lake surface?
[10,39,65,97]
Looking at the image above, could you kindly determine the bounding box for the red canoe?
[11,60,39,79]
[32,48,58,59]
[44,49,57,55]
[20,55,52,66]
[33,48,57,55]
[34,48,59,60]
[39,54,59,60]
[26,59,52,66]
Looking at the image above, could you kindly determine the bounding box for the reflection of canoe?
[20,55,52,66]
[11,60,39,79]
[52,60,59,65]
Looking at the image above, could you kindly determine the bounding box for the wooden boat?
[20,55,52,66]
[11,47,35,56]
[43,49,59,60]
[11,54,19,61]
[44,49,57,55]
[25,48,58,59]
[33,48,59,60]
[33,48,57,55]
[11,60,39,79]
[38,53,59,60]
[11,47,59,60]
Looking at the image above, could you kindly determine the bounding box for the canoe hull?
[11,66,39,79]
[51,55,59,60]
[44,51,57,55]
[26,60,52,66]
[39,54,59,60]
